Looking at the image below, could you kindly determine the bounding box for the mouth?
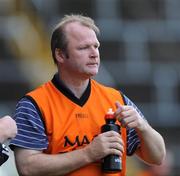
[87,63,98,66]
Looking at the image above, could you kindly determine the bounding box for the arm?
[14,147,91,176]
[134,120,166,165]
[14,131,123,176]
[0,116,14,165]
[0,115,17,143]
[115,101,166,165]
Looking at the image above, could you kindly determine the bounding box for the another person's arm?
[0,115,17,166]
[0,115,17,143]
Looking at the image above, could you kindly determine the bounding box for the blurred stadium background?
[0,0,180,175]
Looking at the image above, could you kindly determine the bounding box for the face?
[60,22,100,79]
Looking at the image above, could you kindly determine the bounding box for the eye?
[79,45,89,50]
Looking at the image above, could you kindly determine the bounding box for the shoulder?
[91,80,128,105]
[91,79,121,95]
[10,97,48,150]
[14,97,44,127]
[15,97,38,114]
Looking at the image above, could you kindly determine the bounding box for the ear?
[55,48,66,63]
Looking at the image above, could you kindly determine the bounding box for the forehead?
[64,22,98,43]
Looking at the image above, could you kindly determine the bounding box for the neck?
[58,73,90,98]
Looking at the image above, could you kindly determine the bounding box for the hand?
[114,102,166,165]
[0,115,17,143]
[114,101,147,132]
[84,131,124,162]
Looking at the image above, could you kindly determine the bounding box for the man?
[10,14,166,176]
[0,115,17,166]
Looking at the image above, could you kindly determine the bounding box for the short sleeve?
[10,97,48,150]
[122,94,144,155]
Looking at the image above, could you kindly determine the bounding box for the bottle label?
[115,158,121,163]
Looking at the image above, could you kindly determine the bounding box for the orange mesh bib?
[27,79,127,176]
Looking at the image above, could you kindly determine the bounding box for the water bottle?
[101,108,122,172]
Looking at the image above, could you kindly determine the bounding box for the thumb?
[115,101,126,127]
[115,101,123,114]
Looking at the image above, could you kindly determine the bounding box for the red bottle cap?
[105,108,115,120]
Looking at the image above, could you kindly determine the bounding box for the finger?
[115,102,133,122]
[119,118,126,128]
[115,101,124,125]
[107,148,123,156]
[108,135,124,145]
[102,131,121,137]
[115,101,123,115]
[121,108,134,118]
[122,116,136,125]
[109,142,124,153]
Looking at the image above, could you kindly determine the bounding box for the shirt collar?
[51,73,91,106]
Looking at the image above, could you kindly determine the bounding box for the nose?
[90,47,99,58]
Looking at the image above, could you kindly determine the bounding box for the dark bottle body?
[101,119,122,172]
